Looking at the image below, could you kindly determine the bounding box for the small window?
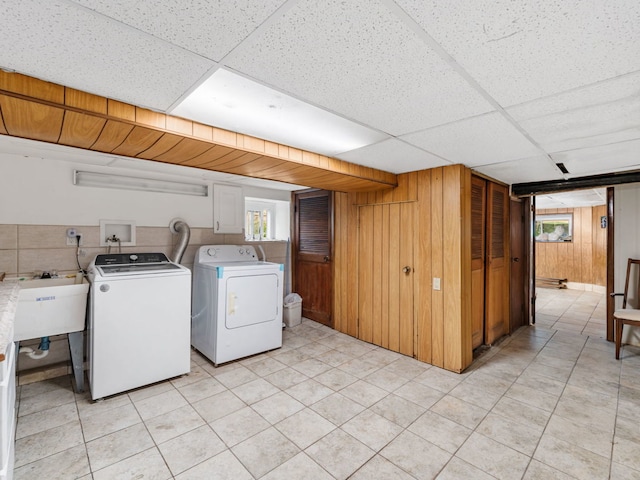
[535,213,573,242]
[245,197,290,241]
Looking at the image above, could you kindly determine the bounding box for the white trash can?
[283,293,302,328]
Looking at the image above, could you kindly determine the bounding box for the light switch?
[433,277,441,290]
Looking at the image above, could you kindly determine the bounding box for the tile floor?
[13,289,640,479]
[534,287,607,338]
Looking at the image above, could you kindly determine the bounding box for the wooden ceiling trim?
[0,103,7,135]
[111,126,164,157]
[0,71,398,191]
[0,94,64,143]
[90,120,134,152]
[135,132,183,159]
[59,111,107,149]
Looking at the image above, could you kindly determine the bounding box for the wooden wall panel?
[536,206,607,286]
[333,166,473,373]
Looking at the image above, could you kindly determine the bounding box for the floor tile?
[370,393,426,428]
[16,402,79,439]
[263,366,309,390]
[14,420,84,468]
[381,357,430,379]
[310,392,366,426]
[413,367,465,393]
[75,392,131,421]
[214,365,259,388]
[533,433,610,480]
[436,456,496,480]
[504,382,560,412]
[609,461,640,480]
[306,429,375,480]
[337,357,381,378]
[350,454,415,480]
[407,411,472,454]
[290,357,333,377]
[244,356,287,377]
[191,390,246,423]
[157,425,226,476]
[92,447,172,480]
[131,388,188,421]
[380,430,451,480]
[250,391,305,424]
[80,402,142,442]
[430,394,489,429]
[145,404,205,444]
[342,409,403,451]
[522,459,575,479]
[394,380,444,409]
[276,407,336,449]
[545,413,613,458]
[340,379,389,408]
[314,368,359,391]
[176,377,226,403]
[490,396,552,429]
[175,450,252,480]
[231,377,280,404]
[612,436,640,472]
[86,423,154,472]
[232,427,300,478]
[285,378,334,406]
[260,452,334,480]
[475,412,543,456]
[210,406,270,447]
[456,432,530,480]
[13,444,90,480]
[18,385,75,417]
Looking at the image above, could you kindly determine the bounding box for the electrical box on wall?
[100,220,136,246]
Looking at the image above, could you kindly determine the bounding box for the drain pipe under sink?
[19,336,51,359]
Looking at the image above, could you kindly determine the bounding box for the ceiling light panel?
[336,139,450,174]
[71,0,287,61]
[508,72,640,153]
[473,155,563,185]
[551,140,640,177]
[401,112,541,166]
[226,0,494,136]
[0,0,214,111]
[396,0,640,106]
[171,69,389,157]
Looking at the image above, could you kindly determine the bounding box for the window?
[245,197,290,241]
[535,213,573,242]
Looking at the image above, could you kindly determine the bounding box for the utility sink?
[14,277,89,342]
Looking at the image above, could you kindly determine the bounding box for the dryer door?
[225,273,280,328]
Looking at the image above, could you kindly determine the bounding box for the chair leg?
[615,318,623,360]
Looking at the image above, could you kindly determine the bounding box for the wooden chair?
[613,258,640,359]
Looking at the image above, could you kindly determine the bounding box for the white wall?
[614,183,640,345]
[0,153,291,229]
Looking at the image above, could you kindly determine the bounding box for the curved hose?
[169,218,191,264]
[19,346,50,360]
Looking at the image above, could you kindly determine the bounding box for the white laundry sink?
[14,277,89,342]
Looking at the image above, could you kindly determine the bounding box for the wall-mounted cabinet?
[213,185,243,234]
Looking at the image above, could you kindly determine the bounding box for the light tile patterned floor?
[14,291,640,479]
[535,287,607,338]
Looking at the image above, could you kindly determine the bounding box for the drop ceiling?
[0,0,638,192]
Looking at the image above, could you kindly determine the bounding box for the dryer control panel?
[197,245,258,263]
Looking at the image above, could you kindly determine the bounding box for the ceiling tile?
[401,112,541,166]
[551,140,640,177]
[70,0,287,61]
[226,0,493,135]
[473,155,563,185]
[536,189,606,209]
[508,72,640,153]
[397,0,640,106]
[336,139,450,174]
[0,0,214,110]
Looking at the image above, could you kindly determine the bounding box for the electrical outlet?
[66,233,83,246]
[433,277,441,290]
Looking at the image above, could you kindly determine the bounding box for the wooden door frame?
[606,187,615,341]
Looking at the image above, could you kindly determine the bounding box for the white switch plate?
[433,277,441,290]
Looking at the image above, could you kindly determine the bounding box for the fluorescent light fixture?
[170,68,388,157]
[73,170,208,196]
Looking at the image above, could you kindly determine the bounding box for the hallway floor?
[13,311,640,479]
[534,287,607,338]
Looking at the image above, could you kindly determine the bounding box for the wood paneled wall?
[536,206,607,286]
[333,165,473,373]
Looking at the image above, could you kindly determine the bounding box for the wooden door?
[358,203,414,356]
[471,177,486,349]
[293,189,333,327]
[510,198,527,332]
[485,182,509,344]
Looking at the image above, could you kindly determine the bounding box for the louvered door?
[293,190,333,327]
[471,177,486,349]
[485,182,510,344]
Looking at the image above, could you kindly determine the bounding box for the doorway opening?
[532,188,608,339]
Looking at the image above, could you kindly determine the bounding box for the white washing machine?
[88,253,191,400]
[192,245,284,366]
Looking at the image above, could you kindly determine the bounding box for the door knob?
[512,257,520,262]
[323,256,330,263]
[402,266,412,274]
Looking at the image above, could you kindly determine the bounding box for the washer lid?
[97,263,182,275]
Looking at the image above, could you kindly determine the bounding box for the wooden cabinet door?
[471,177,486,349]
[293,190,333,327]
[485,182,509,344]
[358,203,414,356]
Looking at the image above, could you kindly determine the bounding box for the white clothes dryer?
[191,245,284,366]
